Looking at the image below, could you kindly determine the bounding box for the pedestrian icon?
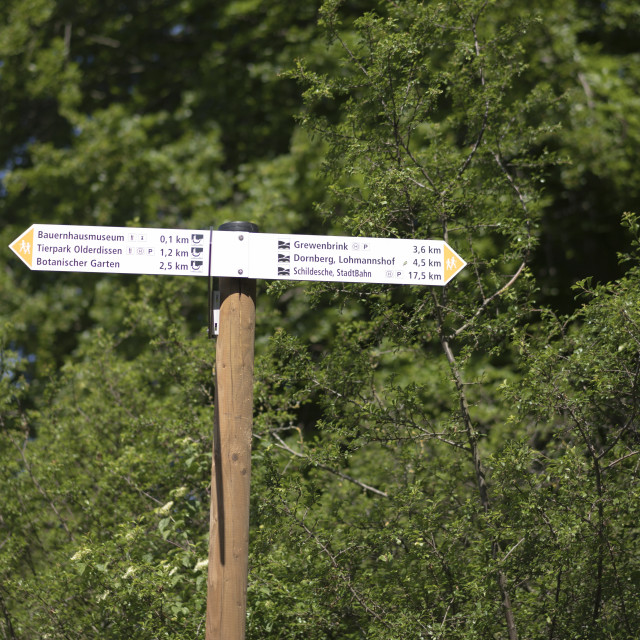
[443,244,465,283]
[10,227,35,268]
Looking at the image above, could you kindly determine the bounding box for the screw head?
[238,269,244,275]
[239,234,244,241]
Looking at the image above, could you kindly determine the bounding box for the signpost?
[9,222,466,640]
[206,221,258,640]
[10,224,466,285]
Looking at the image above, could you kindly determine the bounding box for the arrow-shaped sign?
[248,233,466,285]
[9,224,466,285]
[10,224,209,276]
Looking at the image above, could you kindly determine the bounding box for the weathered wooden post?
[206,221,258,640]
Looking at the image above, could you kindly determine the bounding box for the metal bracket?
[212,290,220,336]
[207,227,218,338]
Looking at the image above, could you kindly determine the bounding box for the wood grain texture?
[206,276,256,640]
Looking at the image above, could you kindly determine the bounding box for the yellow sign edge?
[9,225,36,269]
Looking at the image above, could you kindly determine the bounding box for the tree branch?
[282,503,392,627]
[269,432,389,498]
[451,261,527,338]
[433,290,519,640]
[7,429,74,542]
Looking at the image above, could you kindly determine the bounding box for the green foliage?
[499,236,640,637]
[0,283,217,637]
[2,0,640,638]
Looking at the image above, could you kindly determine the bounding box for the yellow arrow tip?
[443,243,466,283]
[10,226,35,268]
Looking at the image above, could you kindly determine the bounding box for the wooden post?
[206,222,258,640]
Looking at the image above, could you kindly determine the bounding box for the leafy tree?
[499,214,640,638]
[253,1,546,637]
[2,0,640,639]
[247,1,640,638]
[519,0,640,308]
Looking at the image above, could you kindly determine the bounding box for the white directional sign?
[9,224,210,277]
[10,224,466,285]
[246,233,466,285]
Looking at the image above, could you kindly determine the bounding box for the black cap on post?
[218,221,259,233]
